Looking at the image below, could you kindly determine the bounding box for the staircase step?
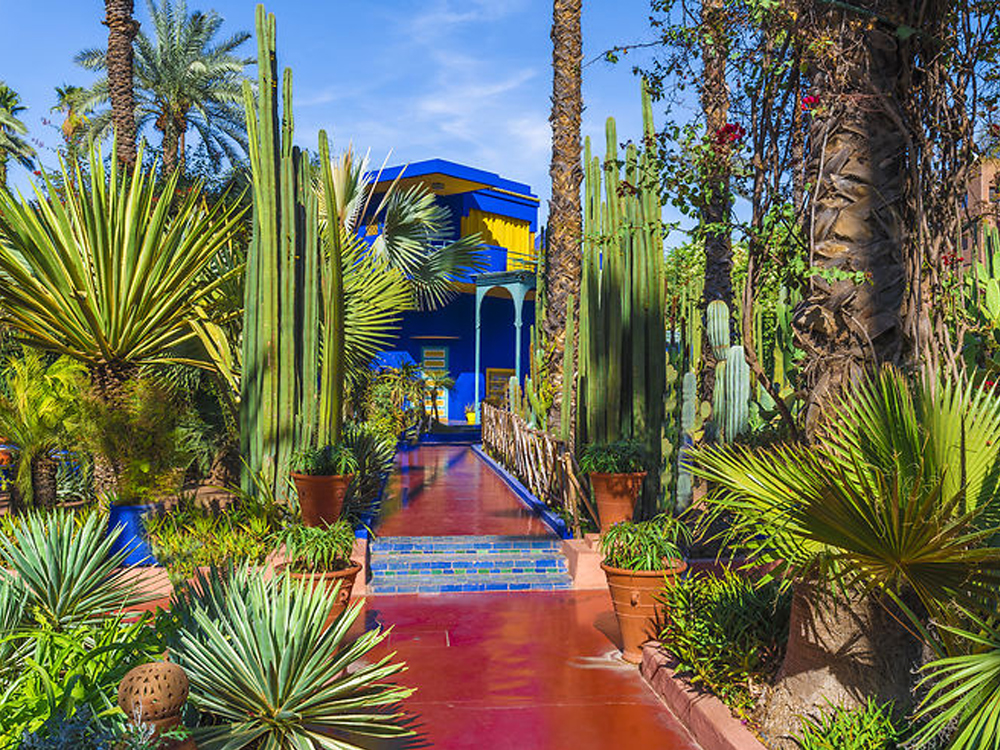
[368,572,573,595]
[370,535,562,555]
[370,551,568,576]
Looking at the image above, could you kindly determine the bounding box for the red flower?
[801,95,819,111]
[32,170,42,177]
[713,123,746,146]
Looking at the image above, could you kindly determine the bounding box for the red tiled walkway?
[376,445,551,537]
[360,589,700,749]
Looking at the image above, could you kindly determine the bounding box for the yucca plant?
[0,512,151,630]
[0,141,246,387]
[167,566,414,749]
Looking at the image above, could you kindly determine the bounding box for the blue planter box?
[107,503,158,566]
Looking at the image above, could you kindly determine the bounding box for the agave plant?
[0,142,246,388]
[0,512,151,630]
[167,566,414,748]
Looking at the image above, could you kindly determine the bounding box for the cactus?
[239,5,345,498]
[723,345,751,439]
[577,82,666,515]
[706,300,731,360]
[712,360,727,442]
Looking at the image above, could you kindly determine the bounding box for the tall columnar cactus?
[240,4,344,498]
[560,293,575,444]
[578,82,667,515]
[706,300,730,359]
[723,345,750,439]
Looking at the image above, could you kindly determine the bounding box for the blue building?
[367,159,541,423]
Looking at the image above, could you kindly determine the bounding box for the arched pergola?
[473,270,535,419]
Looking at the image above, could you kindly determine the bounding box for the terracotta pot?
[602,559,687,664]
[287,562,363,627]
[590,472,646,533]
[291,473,354,527]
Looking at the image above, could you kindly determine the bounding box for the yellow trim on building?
[461,209,536,271]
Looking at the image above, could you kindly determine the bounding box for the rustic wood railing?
[480,402,596,537]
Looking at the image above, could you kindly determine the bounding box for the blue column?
[474,285,488,421]
[511,283,529,383]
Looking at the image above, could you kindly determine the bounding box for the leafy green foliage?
[659,571,790,714]
[165,566,413,748]
[78,378,192,504]
[144,495,282,584]
[599,514,688,570]
[794,698,902,750]
[281,521,356,572]
[343,421,397,519]
[0,348,85,506]
[579,439,647,474]
[349,364,428,443]
[290,442,358,476]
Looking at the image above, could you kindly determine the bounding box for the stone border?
[641,642,767,750]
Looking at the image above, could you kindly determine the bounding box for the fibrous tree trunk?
[104,0,139,167]
[756,584,923,748]
[89,363,135,497]
[792,5,908,434]
[30,454,58,510]
[543,0,583,436]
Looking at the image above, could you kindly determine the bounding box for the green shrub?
[658,570,790,714]
[580,439,647,474]
[600,514,688,570]
[794,698,902,749]
[343,421,396,519]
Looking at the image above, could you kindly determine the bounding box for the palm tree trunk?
[792,6,907,435]
[161,114,179,175]
[103,0,139,167]
[543,0,583,436]
[0,156,7,193]
[89,363,134,496]
[30,454,58,510]
[757,584,922,748]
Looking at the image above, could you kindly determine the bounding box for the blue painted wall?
[391,291,535,419]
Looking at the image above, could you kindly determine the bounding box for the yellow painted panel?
[460,210,536,270]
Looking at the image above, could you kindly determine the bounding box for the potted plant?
[464,403,476,425]
[579,439,647,532]
[290,444,358,527]
[600,514,688,664]
[280,520,362,625]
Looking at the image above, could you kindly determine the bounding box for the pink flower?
[801,95,820,111]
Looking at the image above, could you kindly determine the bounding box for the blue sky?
[0,1,689,225]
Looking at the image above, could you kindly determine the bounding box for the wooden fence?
[480,403,595,536]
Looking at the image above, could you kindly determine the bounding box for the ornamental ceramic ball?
[117,661,189,730]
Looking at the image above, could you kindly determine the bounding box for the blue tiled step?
[371,552,568,576]
[368,572,573,595]
[368,534,573,594]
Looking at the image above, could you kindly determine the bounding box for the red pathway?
[359,590,700,749]
[376,445,551,537]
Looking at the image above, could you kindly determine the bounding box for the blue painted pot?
[107,503,159,566]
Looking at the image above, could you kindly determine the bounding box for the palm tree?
[792,2,910,432]
[319,148,487,310]
[690,366,1000,742]
[542,0,584,434]
[79,0,251,174]
[103,0,140,166]
[0,83,36,192]
[0,350,85,511]
[51,85,88,166]
[0,143,246,490]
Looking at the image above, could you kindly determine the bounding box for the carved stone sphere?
[118,661,189,729]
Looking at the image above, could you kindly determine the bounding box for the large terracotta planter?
[602,559,687,664]
[291,473,354,527]
[590,472,646,533]
[287,562,363,626]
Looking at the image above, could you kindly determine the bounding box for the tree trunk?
[161,112,179,175]
[104,0,139,168]
[89,363,135,497]
[30,454,58,510]
[543,0,583,436]
[792,7,907,434]
[756,583,923,748]
[0,156,7,193]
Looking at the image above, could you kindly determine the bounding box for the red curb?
[641,642,767,750]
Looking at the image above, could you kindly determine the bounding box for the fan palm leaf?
[0,142,246,371]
